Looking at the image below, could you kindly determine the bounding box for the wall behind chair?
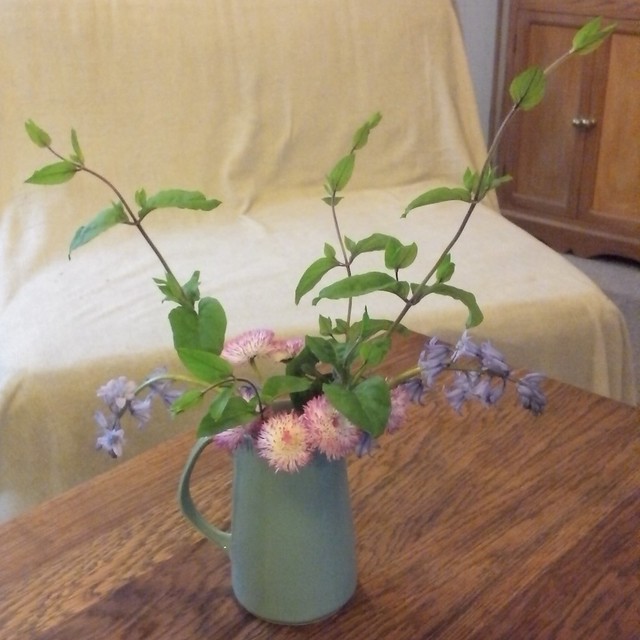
[452,0,501,143]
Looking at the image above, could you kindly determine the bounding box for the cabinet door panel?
[513,23,582,213]
[589,32,640,221]
[495,1,640,260]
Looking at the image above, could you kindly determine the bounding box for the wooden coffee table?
[1,332,638,638]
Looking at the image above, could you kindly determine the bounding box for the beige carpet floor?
[564,253,640,405]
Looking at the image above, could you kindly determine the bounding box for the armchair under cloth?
[0,0,635,522]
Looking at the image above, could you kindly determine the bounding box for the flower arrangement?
[24,19,612,472]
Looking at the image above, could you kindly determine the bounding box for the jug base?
[238,589,356,626]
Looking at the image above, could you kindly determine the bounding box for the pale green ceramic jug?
[178,436,358,625]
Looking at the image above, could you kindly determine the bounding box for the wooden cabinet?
[493,0,640,261]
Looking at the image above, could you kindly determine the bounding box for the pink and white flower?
[386,385,411,433]
[267,337,304,362]
[256,410,311,472]
[303,395,360,460]
[213,425,251,451]
[221,329,276,365]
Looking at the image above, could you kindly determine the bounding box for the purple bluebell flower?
[355,431,376,457]
[479,341,511,378]
[146,368,183,407]
[401,378,426,404]
[94,410,125,458]
[452,330,481,361]
[472,376,506,406]
[418,337,452,387]
[238,383,258,401]
[130,395,153,426]
[516,373,547,415]
[97,376,136,413]
[445,371,478,413]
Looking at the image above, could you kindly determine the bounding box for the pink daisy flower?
[386,385,411,433]
[213,426,251,451]
[256,410,311,472]
[221,329,275,364]
[267,337,304,362]
[303,395,360,460]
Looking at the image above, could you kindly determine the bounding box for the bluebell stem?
[145,368,183,407]
[416,333,547,416]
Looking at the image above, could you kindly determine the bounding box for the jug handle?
[177,435,232,553]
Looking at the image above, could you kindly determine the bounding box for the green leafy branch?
[291,17,613,430]
[23,17,613,443]
[24,121,221,308]
[389,16,614,333]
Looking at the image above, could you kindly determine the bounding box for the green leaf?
[26,160,78,186]
[182,271,202,306]
[435,253,455,283]
[333,319,350,336]
[197,297,226,354]
[154,271,200,308]
[138,189,221,219]
[429,283,484,328]
[169,307,200,349]
[285,345,320,380]
[509,66,546,111]
[349,233,394,258]
[196,413,219,438]
[295,256,340,304]
[572,17,616,55]
[351,111,383,151]
[305,336,339,367]
[135,189,147,209]
[491,174,512,190]
[324,376,390,435]
[170,389,204,415]
[209,396,256,429]
[318,315,333,336]
[358,335,392,368]
[261,375,313,404]
[207,387,234,420]
[462,167,475,191]
[176,348,232,383]
[68,202,128,255]
[384,238,418,270]
[70,129,84,165]
[155,271,189,307]
[348,316,401,341]
[344,237,356,254]
[313,272,405,303]
[402,186,471,217]
[198,396,257,437]
[469,166,513,200]
[326,153,355,193]
[323,243,337,259]
[25,120,52,148]
[322,195,343,207]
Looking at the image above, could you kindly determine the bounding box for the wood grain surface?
[1,332,639,639]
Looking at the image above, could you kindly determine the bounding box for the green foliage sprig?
[24,18,613,443]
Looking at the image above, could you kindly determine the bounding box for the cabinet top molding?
[514,0,640,21]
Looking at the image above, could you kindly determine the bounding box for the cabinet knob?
[572,117,597,130]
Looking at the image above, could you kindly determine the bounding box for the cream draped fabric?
[0,0,635,521]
